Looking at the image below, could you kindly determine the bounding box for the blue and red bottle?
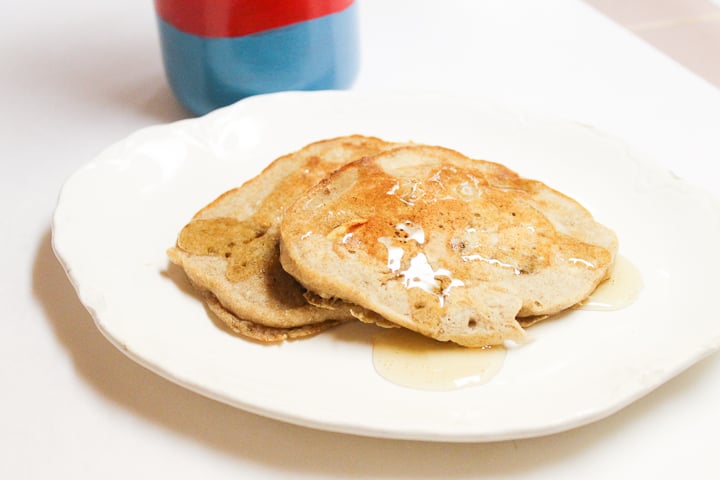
[154,0,359,115]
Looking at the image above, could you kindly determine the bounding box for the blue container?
[155,0,359,115]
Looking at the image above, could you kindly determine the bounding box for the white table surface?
[2,0,719,478]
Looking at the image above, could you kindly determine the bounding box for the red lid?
[155,0,354,37]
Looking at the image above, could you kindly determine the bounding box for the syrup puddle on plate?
[372,328,506,391]
[579,255,643,311]
[372,255,642,391]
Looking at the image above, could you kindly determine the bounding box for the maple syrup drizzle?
[579,255,643,311]
[372,328,506,391]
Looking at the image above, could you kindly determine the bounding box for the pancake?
[279,145,618,347]
[167,135,403,343]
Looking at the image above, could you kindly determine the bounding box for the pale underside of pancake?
[280,145,618,347]
[167,135,403,343]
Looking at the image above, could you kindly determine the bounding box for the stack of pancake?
[168,135,617,347]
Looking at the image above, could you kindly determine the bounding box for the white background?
[1,1,719,478]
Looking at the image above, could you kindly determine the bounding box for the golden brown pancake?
[167,135,403,343]
[279,145,618,347]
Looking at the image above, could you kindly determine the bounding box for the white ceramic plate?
[52,91,720,442]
